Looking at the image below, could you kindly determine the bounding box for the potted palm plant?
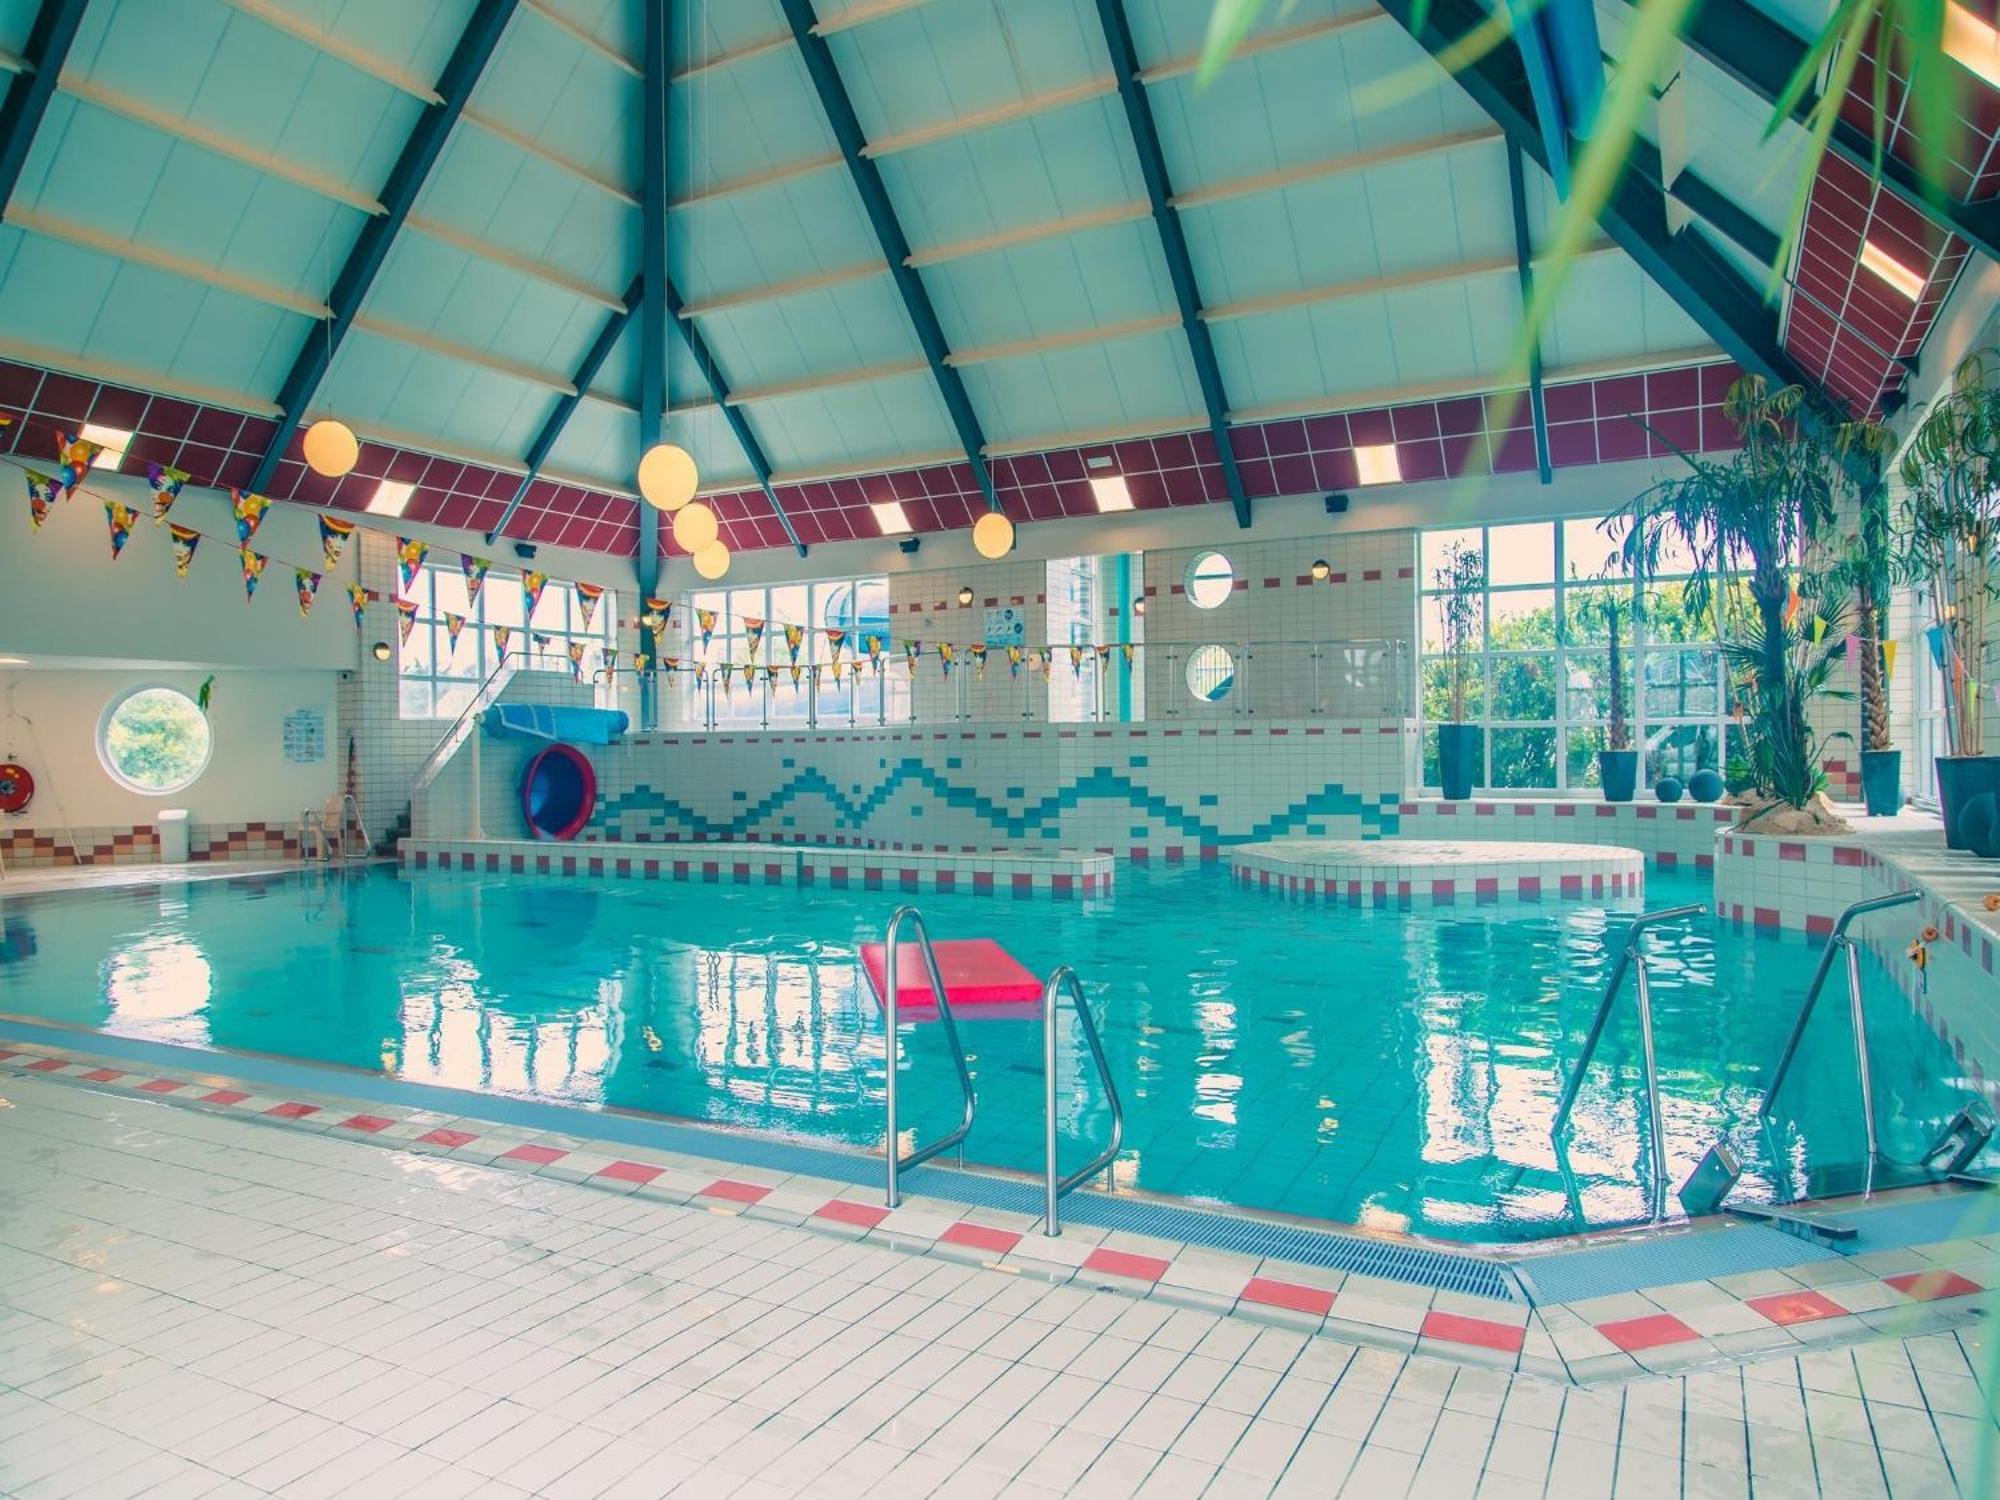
[1600,594,1637,801]
[1434,541,1484,800]
[1897,353,2000,851]
[1820,420,1901,814]
[1621,376,1847,833]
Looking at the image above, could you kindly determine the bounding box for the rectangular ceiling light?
[1859,239,1926,300]
[1089,475,1134,512]
[870,500,912,535]
[1354,442,1402,486]
[79,423,133,473]
[1945,1,2000,89]
[366,479,415,517]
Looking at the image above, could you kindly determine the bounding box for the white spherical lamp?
[693,541,731,580]
[972,509,1015,560]
[671,500,718,552]
[303,419,359,478]
[637,443,699,512]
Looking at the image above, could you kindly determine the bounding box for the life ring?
[0,761,33,815]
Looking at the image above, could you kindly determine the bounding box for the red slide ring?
[520,744,596,842]
[0,762,34,816]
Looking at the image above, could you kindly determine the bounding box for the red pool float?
[860,939,1042,1018]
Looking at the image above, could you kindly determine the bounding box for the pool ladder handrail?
[1550,902,1707,1221]
[1756,889,1921,1198]
[882,906,977,1209]
[1041,966,1125,1237]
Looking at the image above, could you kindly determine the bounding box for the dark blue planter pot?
[1936,755,2000,853]
[1599,749,1639,803]
[1437,724,1482,801]
[1860,749,1902,817]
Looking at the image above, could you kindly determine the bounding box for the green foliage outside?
[104,689,210,791]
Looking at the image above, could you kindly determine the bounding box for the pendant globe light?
[303,419,358,478]
[693,540,730,580]
[671,499,718,553]
[638,442,698,512]
[972,508,1015,559]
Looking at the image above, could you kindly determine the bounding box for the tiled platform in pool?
[6,1070,1991,1498]
[399,837,1115,897]
[3,1034,1993,1399]
[1229,839,1645,904]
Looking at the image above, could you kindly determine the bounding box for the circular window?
[1184,551,1234,609]
[1185,645,1236,703]
[98,686,212,794]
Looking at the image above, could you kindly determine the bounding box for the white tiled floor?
[1,1075,1993,1498]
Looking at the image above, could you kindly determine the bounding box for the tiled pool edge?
[4,1033,1990,1392]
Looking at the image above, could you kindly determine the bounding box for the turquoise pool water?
[0,864,1975,1242]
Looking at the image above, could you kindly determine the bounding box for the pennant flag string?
[147,464,187,524]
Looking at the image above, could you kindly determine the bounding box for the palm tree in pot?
[1816,420,1900,814]
[1620,376,1846,833]
[1567,577,1637,800]
[1897,353,2000,853]
[1434,541,1485,800]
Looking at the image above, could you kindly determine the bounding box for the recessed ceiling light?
[1945,1,2000,89]
[1089,475,1134,512]
[870,500,911,535]
[80,423,132,473]
[366,479,415,517]
[1354,443,1402,486]
[1859,239,1925,301]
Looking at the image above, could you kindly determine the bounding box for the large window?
[400,565,614,720]
[687,577,900,727]
[1418,519,1731,791]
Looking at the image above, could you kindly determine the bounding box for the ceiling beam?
[247,0,522,493]
[666,276,807,556]
[0,0,90,216]
[637,0,665,604]
[777,0,999,512]
[1506,142,1553,484]
[1668,0,2000,264]
[1171,126,1499,210]
[401,214,628,312]
[1094,0,1251,528]
[863,76,1115,158]
[676,259,885,317]
[488,271,646,542]
[521,0,642,78]
[1378,0,1816,397]
[814,0,937,35]
[1139,8,1389,83]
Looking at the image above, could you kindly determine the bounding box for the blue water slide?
[481,705,629,745]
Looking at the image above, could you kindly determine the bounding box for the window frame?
[1417,519,1733,794]
[686,576,900,728]
[397,564,615,720]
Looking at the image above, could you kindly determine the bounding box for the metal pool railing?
[880,906,977,1210]
[1550,902,1708,1221]
[1040,965,1124,1237]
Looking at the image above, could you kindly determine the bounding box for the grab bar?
[1041,966,1124,1236]
[1550,902,1707,1221]
[1757,889,1921,1197]
[881,906,978,1209]
[339,793,372,859]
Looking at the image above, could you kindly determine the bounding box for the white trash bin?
[157,808,190,863]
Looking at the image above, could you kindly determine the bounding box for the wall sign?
[983,605,1025,648]
[282,708,326,765]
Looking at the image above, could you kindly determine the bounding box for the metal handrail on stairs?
[1040,966,1124,1237]
[1550,903,1708,1221]
[1757,889,1921,1197]
[881,906,977,1209]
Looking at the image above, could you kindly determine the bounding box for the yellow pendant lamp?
[303,419,358,478]
[638,443,699,512]
[972,508,1015,559]
[693,541,731,580]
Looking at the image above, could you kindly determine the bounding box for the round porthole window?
[1184,551,1234,609]
[1185,644,1236,703]
[98,685,211,795]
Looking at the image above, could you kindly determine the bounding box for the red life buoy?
[0,761,32,816]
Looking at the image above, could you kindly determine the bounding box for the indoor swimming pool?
[0,863,1972,1244]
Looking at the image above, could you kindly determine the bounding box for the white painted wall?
[0,664,337,829]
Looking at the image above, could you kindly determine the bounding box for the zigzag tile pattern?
[590,760,1402,849]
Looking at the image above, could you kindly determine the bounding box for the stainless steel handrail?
[881,906,978,1209]
[1041,966,1124,1237]
[339,793,372,859]
[1756,889,1921,1196]
[1550,902,1707,1220]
